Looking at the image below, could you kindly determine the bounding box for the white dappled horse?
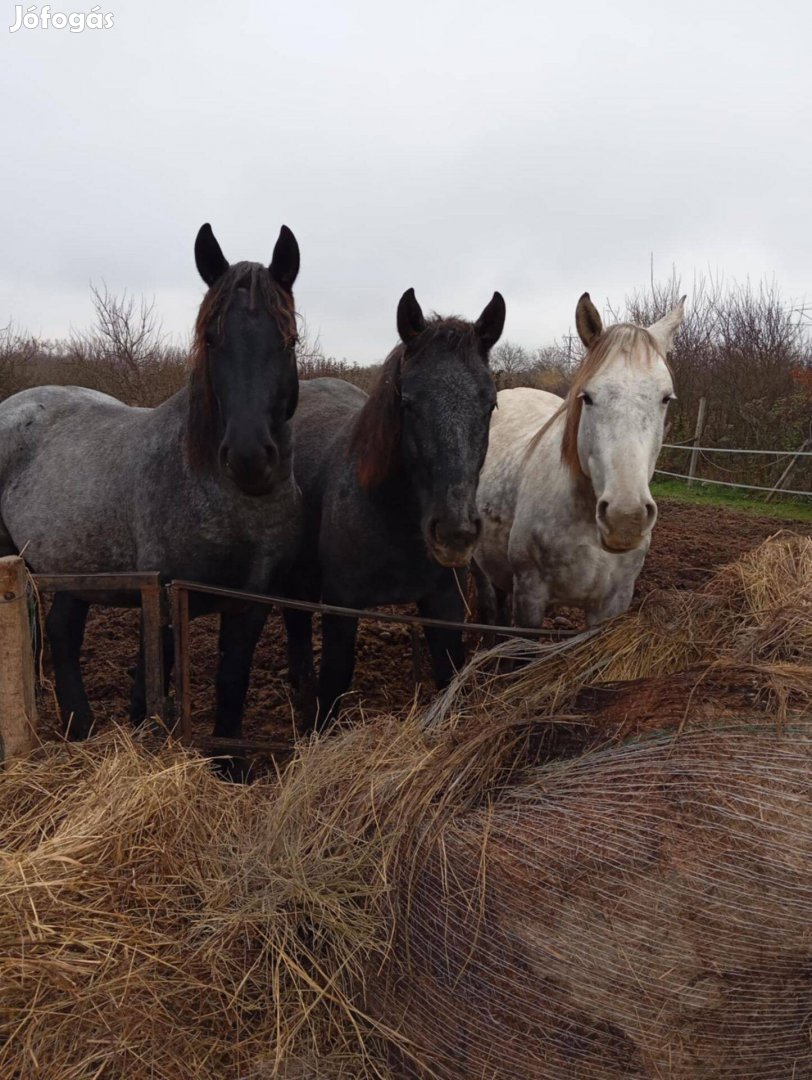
[474,292,685,629]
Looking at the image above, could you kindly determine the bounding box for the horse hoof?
[64,715,94,741]
[212,755,254,784]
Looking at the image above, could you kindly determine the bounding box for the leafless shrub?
[0,323,40,399]
[67,284,187,406]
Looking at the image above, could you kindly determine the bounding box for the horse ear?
[195,223,229,287]
[575,292,603,348]
[475,292,506,353]
[647,295,686,355]
[397,288,426,343]
[270,225,300,292]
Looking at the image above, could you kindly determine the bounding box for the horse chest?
[543,537,642,608]
[139,481,299,590]
[321,509,439,606]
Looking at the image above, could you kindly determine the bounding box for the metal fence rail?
[662,443,812,458]
[32,571,576,758]
[169,579,576,750]
[654,469,812,498]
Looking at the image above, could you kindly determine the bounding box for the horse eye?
[579,391,593,406]
[662,393,675,405]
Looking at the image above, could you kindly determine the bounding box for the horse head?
[189,223,300,496]
[352,288,505,567]
[567,292,684,553]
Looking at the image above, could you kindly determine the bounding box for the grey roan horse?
[283,287,505,729]
[0,223,301,740]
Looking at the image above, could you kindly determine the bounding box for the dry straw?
[1,533,811,1078]
[426,530,812,733]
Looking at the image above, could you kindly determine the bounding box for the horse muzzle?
[219,428,294,496]
[426,515,482,567]
[596,496,657,553]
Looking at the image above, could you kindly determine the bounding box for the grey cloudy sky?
[2,0,810,362]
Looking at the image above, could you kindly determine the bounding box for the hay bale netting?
[374,722,812,1079]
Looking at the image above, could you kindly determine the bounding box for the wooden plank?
[0,556,37,763]
[34,572,160,592]
[140,584,165,726]
[171,585,192,744]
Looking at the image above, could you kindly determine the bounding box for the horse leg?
[283,607,315,691]
[586,578,636,628]
[283,607,317,730]
[495,586,511,626]
[472,562,505,649]
[511,568,549,630]
[129,620,174,730]
[315,612,358,733]
[417,573,466,689]
[213,605,268,739]
[473,562,498,624]
[46,593,93,740]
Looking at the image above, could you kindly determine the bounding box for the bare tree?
[491,341,532,388]
[68,284,186,405]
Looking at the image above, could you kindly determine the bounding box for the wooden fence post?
[687,397,707,488]
[0,556,38,764]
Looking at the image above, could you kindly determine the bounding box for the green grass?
[651,477,812,523]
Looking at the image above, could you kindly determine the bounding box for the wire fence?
[653,469,811,498]
[656,442,812,498]
[662,443,812,458]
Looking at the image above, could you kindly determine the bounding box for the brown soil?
[35,500,811,748]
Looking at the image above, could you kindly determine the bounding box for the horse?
[473,292,684,629]
[283,286,506,729]
[0,222,301,741]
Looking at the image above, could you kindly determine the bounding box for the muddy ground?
[35,500,811,746]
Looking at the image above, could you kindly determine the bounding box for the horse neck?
[365,460,422,523]
[531,406,596,522]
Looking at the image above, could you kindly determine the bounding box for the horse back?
[287,378,366,585]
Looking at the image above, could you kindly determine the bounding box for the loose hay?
[2,533,812,1078]
[0,733,393,1079]
[426,531,812,731]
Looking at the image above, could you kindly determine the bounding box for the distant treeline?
[2,273,810,495]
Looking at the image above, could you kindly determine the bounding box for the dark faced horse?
[0,223,301,741]
[284,287,505,728]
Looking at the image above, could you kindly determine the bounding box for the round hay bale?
[2,535,812,1078]
[375,723,812,1079]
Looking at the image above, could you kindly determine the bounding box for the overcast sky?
[2,0,810,363]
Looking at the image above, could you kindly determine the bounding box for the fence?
[170,580,574,756]
[655,443,812,499]
[0,572,573,763]
[656,399,812,500]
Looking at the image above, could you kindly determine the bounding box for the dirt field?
[35,500,811,746]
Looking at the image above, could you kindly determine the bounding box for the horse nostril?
[646,501,657,522]
[597,500,609,522]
